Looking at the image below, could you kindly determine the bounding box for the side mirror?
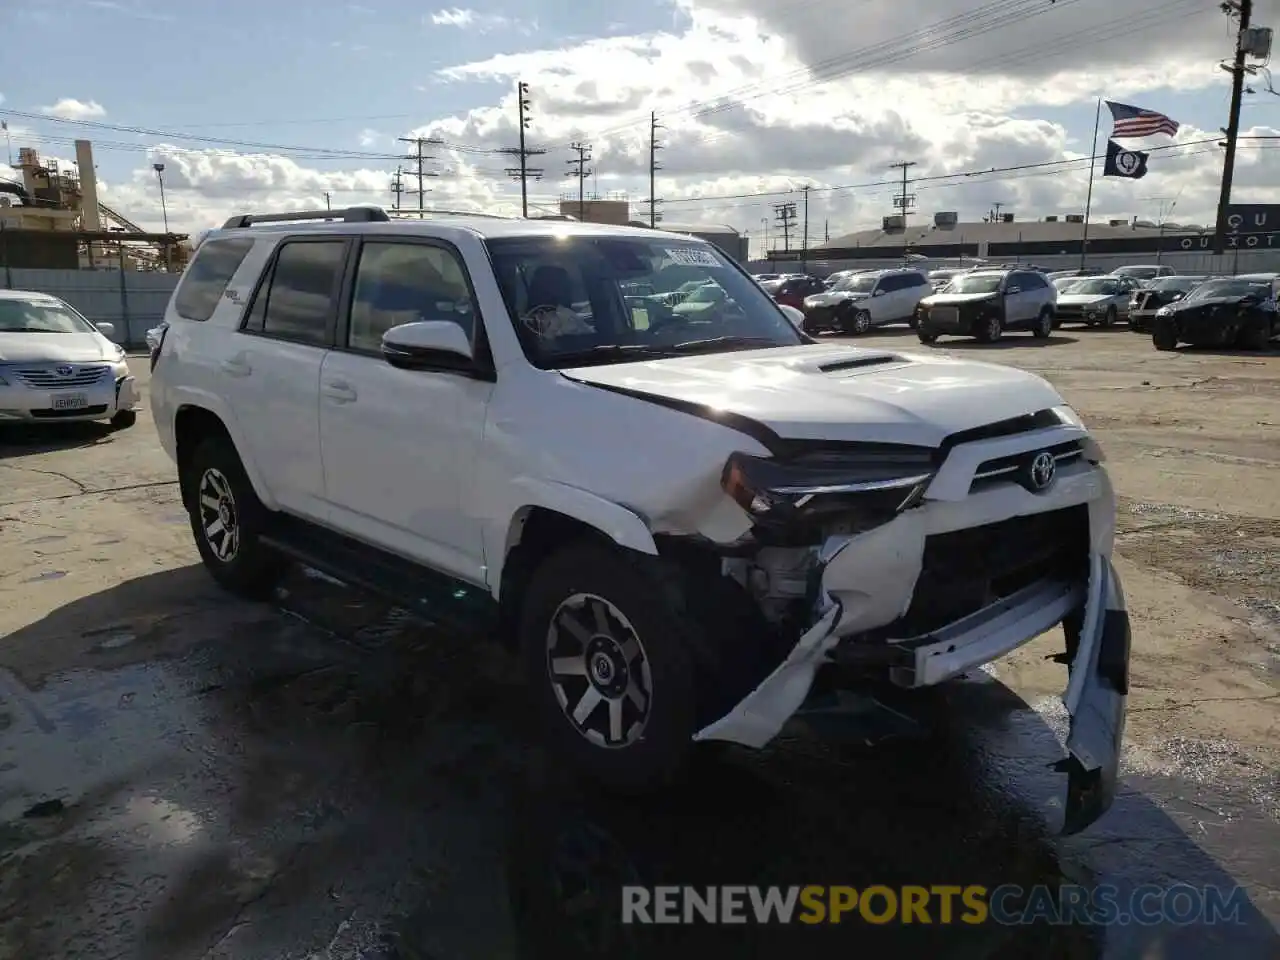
[1005,285,1021,294]
[1170,294,1183,302]
[872,289,886,297]
[383,321,474,372]
[95,321,117,341]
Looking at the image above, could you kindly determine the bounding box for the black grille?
[30,405,109,419]
[883,504,1089,638]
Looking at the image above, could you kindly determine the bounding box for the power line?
[397,136,442,218]
[498,81,547,218]
[567,141,592,221]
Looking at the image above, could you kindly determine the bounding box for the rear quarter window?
[173,237,256,322]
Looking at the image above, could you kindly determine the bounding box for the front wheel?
[1240,321,1271,351]
[1101,307,1117,328]
[110,409,137,429]
[975,314,1002,343]
[845,309,872,335]
[1032,308,1053,339]
[520,542,697,792]
[1152,324,1178,351]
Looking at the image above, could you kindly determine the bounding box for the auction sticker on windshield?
[666,247,720,267]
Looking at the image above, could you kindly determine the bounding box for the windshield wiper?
[549,343,679,366]
[668,336,782,353]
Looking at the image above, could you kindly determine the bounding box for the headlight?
[721,445,936,535]
[1155,306,1172,317]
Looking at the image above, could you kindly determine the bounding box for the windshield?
[928,270,958,281]
[1066,278,1127,296]
[834,275,877,293]
[484,236,803,367]
[947,274,1003,294]
[1112,266,1158,279]
[1148,277,1200,292]
[0,298,97,334]
[1053,277,1083,291]
[1187,279,1272,301]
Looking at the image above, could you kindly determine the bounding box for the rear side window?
[241,240,346,347]
[173,237,255,321]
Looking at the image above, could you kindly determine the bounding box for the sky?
[2,0,1279,256]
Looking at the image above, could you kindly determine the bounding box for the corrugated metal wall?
[2,268,179,348]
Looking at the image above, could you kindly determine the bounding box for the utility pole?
[773,201,797,252]
[990,200,1008,222]
[888,160,917,228]
[824,220,829,242]
[323,191,332,210]
[1213,0,1254,255]
[397,135,442,218]
[499,81,546,217]
[567,142,592,222]
[801,185,811,273]
[390,166,405,210]
[644,112,664,228]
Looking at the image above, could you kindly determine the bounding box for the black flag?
[1103,139,1149,179]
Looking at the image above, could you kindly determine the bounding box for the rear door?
[229,237,349,520]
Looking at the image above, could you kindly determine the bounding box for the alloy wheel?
[197,467,240,562]
[546,593,653,748]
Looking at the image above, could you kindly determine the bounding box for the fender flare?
[489,477,658,597]
[172,389,279,512]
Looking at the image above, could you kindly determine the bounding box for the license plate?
[52,393,88,411]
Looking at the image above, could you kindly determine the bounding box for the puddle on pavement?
[21,571,66,583]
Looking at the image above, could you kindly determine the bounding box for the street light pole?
[152,163,169,233]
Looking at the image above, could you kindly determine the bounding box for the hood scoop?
[818,353,903,374]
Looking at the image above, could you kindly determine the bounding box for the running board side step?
[260,515,497,634]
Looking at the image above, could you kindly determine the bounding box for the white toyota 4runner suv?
[151,207,1129,831]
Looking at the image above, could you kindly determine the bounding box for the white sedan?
[0,290,139,428]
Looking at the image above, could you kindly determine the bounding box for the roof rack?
[221,206,391,229]
[384,208,519,220]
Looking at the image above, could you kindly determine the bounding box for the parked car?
[1151,275,1279,351]
[1053,276,1142,327]
[915,268,1056,343]
[148,205,1129,823]
[926,268,970,292]
[1109,264,1176,282]
[769,274,826,310]
[1047,268,1105,281]
[1127,276,1208,332]
[800,268,930,334]
[752,273,781,282]
[0,289,139,428]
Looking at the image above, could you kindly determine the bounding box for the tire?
[519,542,697,792]
[1240,322,1270,351]
[1100,307,1117,329]
[1152,325,1178,352]
[1032,308,1053,339]
[907,311,920,330]
[974,314,1002,343]
[847,309,872,335]
[110,409,137,429]
[917,328,939,344]
[184,435,287,599]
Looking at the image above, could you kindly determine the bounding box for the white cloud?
[427,7,535,34]
[39,98,107,121]
[47,0,1273,239]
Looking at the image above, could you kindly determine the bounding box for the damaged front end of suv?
[674,410,1130,835]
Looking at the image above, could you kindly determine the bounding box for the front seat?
[526,265,577,311]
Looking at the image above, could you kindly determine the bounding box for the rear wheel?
[1240,321,1271,351]
[520,542,697,792]
[184,436,287,599]
[1032,308,1053,339]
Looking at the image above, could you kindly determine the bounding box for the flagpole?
[1079,97,1102,270]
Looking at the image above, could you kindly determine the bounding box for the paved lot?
[0,330,1277,959]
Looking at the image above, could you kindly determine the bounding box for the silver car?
[0,290,139,428]
[1054,276,1142,327]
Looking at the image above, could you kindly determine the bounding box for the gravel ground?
[0,328,1277,959]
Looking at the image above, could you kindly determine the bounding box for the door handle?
[221,357,252,377]
[322,380,357,403]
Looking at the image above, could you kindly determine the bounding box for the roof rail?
[221,206,390,228]
[384,208,519,220]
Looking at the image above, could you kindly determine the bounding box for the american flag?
[1106,101,1179,139]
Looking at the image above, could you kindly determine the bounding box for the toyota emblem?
[55,364,75,377]
[1028,451,1057,492]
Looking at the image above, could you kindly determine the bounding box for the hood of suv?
[804,290,869,308]
[920,292,998,307]
[561,344,1063,448]
[1057,293,1116,306]
[0,331,120,364]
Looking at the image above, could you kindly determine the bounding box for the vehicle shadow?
[0,421,118,457]
[1173,343,1280,358]
[0,567,1276,960]
[929,335,1080,350]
